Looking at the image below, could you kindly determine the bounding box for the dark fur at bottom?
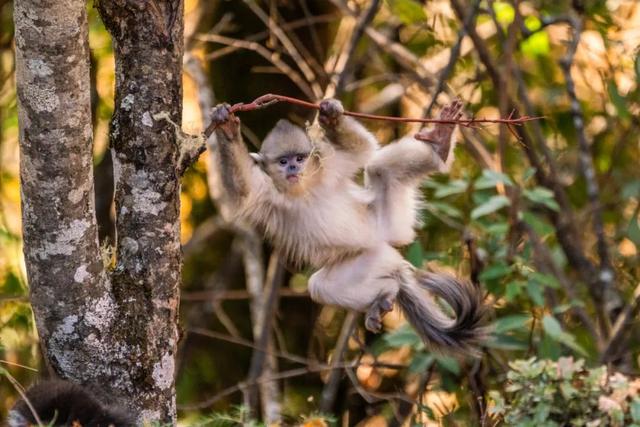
[9,380,136,427]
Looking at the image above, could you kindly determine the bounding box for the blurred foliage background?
[1,0,640,425]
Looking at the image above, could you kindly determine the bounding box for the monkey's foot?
[319,98,344,128]
[415,99,463,162]
[365,294,395,333]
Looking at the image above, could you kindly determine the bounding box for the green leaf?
[628,215,640,246]
[383,324,422,348]
[505,281,525,301]
[526,280,545,306]
[521,31,550,57]
[433,179,468,198]
[608,80,630,120]
[527,271,560,289]
[522,167,537,183]
[542,315,587,356]
[493,314,532,334]
[493,1,514,26]
[471,195,510,219]
[523,187,559,211]
[428,201,463,219]
[542,314,562,338]
[522,211,554,236]
[386,0,427,25]
[479,263,512,281]
[436,355,460,375]
[631,398,640,422]
[475,169,514,190]
[406,241,424,267]
[486,334,529,350]
[622,180,640,199]
[409,352,435,373]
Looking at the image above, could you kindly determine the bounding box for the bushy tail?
[395,267,488,355]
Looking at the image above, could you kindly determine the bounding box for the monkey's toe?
[365,313,383,333]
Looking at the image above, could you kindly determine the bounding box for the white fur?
[225,120,450,312]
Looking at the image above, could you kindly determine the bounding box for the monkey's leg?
[366,138,445,246]
[309,246,405,331]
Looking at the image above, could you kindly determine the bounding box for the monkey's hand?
[319,98,344,129]
[415,99,463,162]
[211,103,241,141]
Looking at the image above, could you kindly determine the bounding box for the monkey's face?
[266,152,312,194]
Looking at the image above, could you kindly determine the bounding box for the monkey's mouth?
[286,174,300,183]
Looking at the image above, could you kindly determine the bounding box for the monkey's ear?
[249,152,264,165]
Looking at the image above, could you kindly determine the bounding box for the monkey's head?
[252,119,317,195]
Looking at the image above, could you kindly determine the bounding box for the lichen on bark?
[15,0,185,423]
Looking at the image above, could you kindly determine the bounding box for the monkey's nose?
[288,165,298,172]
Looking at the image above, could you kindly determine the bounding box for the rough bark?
[97,0,184,422]
[15,0,184,423]
[14,0,116,397]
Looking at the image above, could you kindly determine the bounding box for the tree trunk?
[97,0,184,422]
[14,0,115,396]
[15,0,184,422]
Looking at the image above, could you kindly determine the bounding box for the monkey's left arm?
[317,99,379,176]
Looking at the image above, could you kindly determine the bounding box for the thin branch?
[242,0,323,99]
[183,327,408,410]
[559,16,615,289]
[2,369,44,426]
[203,93,544,139]
[425,0,481,116]
[319,311,358,413]
[182,288,308,302]
[327,0,438,89]
[600,282,640,363]
[246,254,284,418]
[328,0,382,97]
[203,13,339,62]
[195,33,316,99]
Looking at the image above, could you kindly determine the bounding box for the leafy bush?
[489,357,640,426]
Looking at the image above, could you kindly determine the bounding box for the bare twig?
[319,311,358,413]
[203,14,339,62]
[559,16,615,294]
[1,370,43,426]
[425,0,481,116]
[183,327,408,410]
[246,254,285,419]
[600,283,640,363]
[242,0,323,99]
[327,0,438,89]
[203,93,544,139]
[327,0,382,96]
[195,33,316,99]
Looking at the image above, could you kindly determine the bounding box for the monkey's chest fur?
[244,182,378,268]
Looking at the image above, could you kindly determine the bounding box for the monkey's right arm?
[208,104,272,209]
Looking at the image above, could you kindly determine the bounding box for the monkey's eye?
[278,158,288,166]
[296,155,305,163]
